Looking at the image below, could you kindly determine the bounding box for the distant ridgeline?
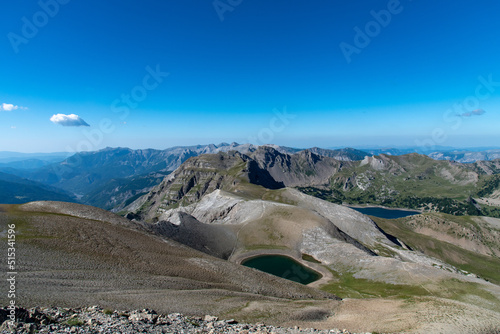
[122,146,500,220]
[299,185,492,217]
[298,154,500,217]
[1,144,499,217]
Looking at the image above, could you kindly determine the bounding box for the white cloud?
[50,114,90,127]
[10,126,16,129]
[459,108,486,117]
[1,103,28,111]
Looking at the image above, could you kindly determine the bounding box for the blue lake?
[241,255,321,285]
[349,206,420,219]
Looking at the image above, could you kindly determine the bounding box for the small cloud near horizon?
[458,108,486,117]
[1,103,28,111]
[50,114,90,127]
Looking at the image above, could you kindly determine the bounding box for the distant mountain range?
[428,149,500,163]
[357,147,500,162]
[0,159,62,170]
[0,144,374,209]
[0,151,70,169]
[1,143,500,210]
[0,151,70,161]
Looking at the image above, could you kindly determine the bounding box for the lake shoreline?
[231,250,333,289]
[345,204,421,219]
[344,203,421,213]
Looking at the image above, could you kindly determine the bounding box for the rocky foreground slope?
[0,306,368,334]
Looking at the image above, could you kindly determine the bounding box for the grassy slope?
[373,214,500,285]
[332,154,476,198]
[319,264,500,313]
[295,155,500,216]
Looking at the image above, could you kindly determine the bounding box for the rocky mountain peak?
[297,149,322,163]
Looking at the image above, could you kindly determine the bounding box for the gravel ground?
[0,306,366,334]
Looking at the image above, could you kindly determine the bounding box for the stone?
[204,315,218,322]
[129,311,159,323]
[0,321,13,331]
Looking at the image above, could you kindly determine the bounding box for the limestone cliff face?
[249,147,351,187]
[131,151,247,221]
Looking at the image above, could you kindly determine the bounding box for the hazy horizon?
[3,142,500,155]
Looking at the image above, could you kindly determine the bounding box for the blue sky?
[1,0,500,152]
